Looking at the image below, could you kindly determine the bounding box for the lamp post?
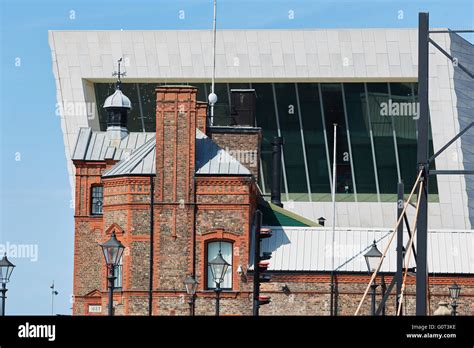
[0,253,15,316]
[449,282,461,316]
[100,232,125,316]
[184,275,198,316]
[364,240,382,316]
[208,250,230,316]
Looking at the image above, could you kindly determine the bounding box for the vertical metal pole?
[108,266,116,316]
[0,283,6,316]
[416,12,430,316]
[188,297,194,316]
[381,275,386,316]
[215,283,221,316]
[396,181,404,315]
[148,176,154,316]
[253,210,262,316]
[452,300,457,316]
[371,281,377,316]
[271,138,284,207]
[330,124,337,315]
[210,0,217,124]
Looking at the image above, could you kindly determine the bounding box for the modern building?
[48,28,474,315]
[49,28,474,230]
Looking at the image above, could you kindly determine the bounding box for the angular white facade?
[48,28,474,230]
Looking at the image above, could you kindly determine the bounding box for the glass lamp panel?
[0,255,15,283]
[207,242,232,289]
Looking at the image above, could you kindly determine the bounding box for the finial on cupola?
[104,58,131,142]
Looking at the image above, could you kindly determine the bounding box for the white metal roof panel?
[253,227,474,274]
[102,137,156,177]
[71,127,155,162]
[195,129,251,176]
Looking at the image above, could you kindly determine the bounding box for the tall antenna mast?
[208,0,218,125]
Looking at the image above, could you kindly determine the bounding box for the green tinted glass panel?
[253,83,279,194]
[321,83,354,199]
[297,83,330,193]
[389,82,418,192]
[366,83,398,194]
[344,83,376,193]
[274,83,308,200]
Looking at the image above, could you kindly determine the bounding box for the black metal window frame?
[91,185,104,215]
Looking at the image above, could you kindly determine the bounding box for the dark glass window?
[366,83,399,195]
[207,241,232,290]
[344,83,377,194]
[389,82,418,193]
[92,82,437,200]
[321,84,354,199]
[297,83,331,195]
[91,186,103,215]
[253,83,280,194]
[274,83,308,200]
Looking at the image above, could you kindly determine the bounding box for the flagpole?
[330,123,337,315]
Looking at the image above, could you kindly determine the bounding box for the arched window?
[91,185,103,215]
[207,241,232,290]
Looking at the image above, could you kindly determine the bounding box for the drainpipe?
[148,176,155,316]
[271,136,284,207]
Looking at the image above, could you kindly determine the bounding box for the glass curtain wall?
[94,82,438,201]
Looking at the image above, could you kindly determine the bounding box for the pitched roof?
[74,128,252,177]
[258,198,319,227]
[195,129,251,176]
[102,137,156,177]
[252,227,474,274]
[72,128,155,162]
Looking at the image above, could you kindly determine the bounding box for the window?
[207,241,232,290]
[91,186,103,215]
[114,255,123,290]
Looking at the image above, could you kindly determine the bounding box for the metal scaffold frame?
[355,12,474,316]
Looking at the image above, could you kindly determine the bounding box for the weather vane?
[112,57,126,89]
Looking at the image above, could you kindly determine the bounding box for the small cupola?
[104,58,131,141]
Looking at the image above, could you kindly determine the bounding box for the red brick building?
[71,84,474,316]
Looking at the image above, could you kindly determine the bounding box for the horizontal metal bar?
[430,30,474,33]
[430,170,474,175]
[429,122,474,163]
[429,39,474,79]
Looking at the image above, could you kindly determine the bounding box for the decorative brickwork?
[72,85,474,316]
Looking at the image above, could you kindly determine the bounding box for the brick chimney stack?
[153,86,198,294]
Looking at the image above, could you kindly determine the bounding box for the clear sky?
[0,0,472,315]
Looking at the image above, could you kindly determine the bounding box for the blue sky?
[0,0,472,315]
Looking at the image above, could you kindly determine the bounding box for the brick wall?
[208,127,262,180]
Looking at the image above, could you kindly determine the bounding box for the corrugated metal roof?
[102,137,156,177]
[195,129,251,176]
[74,127,252,177]
[253,227,474,274]
[72,127,154,162]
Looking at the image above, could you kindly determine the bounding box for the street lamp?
[364,240,382,316]
[449,282,461,316]
[208,250,230,316]
[184,275,198,316]
[0,253,15,316]
[100,232,125,316]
